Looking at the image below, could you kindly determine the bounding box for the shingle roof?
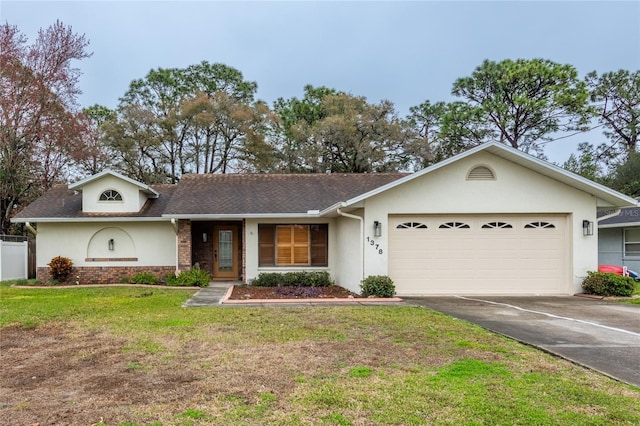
[13,184,176,220]
[163,173,407,215]
[598,200,640,226]
[12,173,407,220]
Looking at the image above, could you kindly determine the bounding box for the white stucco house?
[12,142,638,295]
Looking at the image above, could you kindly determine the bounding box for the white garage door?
[388,214,568,295]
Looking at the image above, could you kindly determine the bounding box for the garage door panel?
[389,214,567,295]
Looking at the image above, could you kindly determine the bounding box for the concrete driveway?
[403,296,640,388]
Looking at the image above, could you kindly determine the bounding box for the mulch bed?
[228,285,361,300]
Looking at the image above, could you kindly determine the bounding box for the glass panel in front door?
[218,230,233,272]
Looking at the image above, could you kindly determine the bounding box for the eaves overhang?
[162,212,324,220]
[599,221,640,229]
[11,217,169,223]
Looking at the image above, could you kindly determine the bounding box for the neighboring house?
[12,142,637,295]
[598,199,640,272]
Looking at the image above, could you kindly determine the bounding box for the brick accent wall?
[178,219,192,272]
[37,266,177,284]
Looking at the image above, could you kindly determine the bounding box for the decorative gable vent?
[467,165,495,181]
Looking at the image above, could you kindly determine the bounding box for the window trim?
[99,189,123,202]
[258,224,328,267]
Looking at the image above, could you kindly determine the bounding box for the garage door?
[388,214,568,295]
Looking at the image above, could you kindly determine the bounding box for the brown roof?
[13,173,407,220]
[13,184,176,220]
[164,173,407,215]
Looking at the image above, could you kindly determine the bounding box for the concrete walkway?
[182,282,235,307]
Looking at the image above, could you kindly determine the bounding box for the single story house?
[13,142,638,295]
[598,199,640,272]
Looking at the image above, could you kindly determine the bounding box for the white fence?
[0,240,28,281]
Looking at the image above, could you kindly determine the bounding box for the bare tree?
[0,21,92,234]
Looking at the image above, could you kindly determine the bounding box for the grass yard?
[1,283,639,425]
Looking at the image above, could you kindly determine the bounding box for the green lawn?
[1,282,639,425]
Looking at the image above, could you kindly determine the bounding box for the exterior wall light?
[108,238,115,250]
[582,220,594,236]
[374,221,382,237]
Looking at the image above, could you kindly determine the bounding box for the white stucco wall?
[334,211,365,293]
[79,175,150,213]
[36,221,176,268]
[360,151,598,294]
[244,218,337,283]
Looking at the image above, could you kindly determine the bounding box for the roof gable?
[69,169,159,198]
[68,170,160,214]
[334,142,637,211]
[12,184,175,222]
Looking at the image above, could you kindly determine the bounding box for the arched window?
[439,222,470,229]
[482,222,513,229]
[99,190,123,201]
[396,222,428,229]
[524,221,555,229]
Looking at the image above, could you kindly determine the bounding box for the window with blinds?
[258,224,328,266]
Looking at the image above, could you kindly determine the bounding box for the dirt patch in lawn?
[0,318,450,425]
[0,324,206,424]
[228,285,361,300]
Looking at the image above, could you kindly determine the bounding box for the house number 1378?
[366,236,383,255]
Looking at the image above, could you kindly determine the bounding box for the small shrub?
[119,276,130,284]
[252,272,283,287]
[303,271,333,287]
[360,275,396,298]
[167,269,211,287]
[131,272,158,285]
[48,256,73,281]
[253,271,333,287]
[582,271,635,297]
[165,274,179,286]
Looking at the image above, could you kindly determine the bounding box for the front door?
[213,224,238,280]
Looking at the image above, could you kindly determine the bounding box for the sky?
[1,0,639,164]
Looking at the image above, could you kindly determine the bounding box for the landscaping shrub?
[47,256,73,282]
[166,269,211,287]
[582,271,635,297]
[303,271,333,287]
[360,275,396,298]
[131,272,158,285]
[252,271,333,287]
